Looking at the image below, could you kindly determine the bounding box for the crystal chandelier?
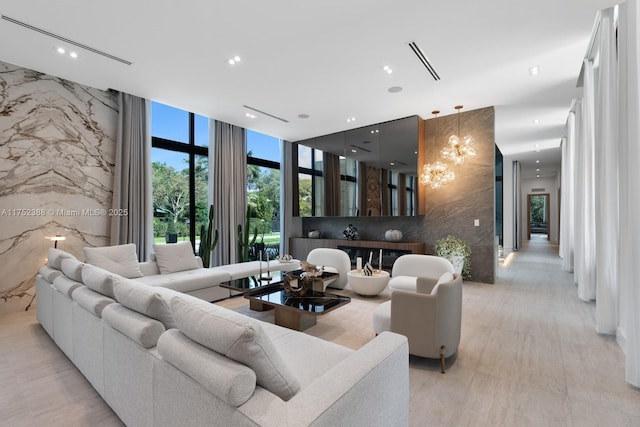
[420,161,455,189]
[441,105,476,165]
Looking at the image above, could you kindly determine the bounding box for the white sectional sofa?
[35,246,410,427]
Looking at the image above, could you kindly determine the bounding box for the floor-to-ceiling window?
[297,145,324,216]
[151,102,209,253]
[247,130,281,259]
[340,157,358,216]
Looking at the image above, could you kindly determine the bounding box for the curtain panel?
[617,0,640,388]
[110,93,152,261]
[323,152,340,216]
[280,140,295,256]
[594,7,619,334]
[211,120,247,266]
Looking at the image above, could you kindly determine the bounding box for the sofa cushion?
[388,276,417,293]
[52,275,83,298]
[158,329,257,407]
[48,248,77,270]
[134,268,230,293]
[102,303,165,348]
[171,296,301,401]
[81,264,117,298]
[72,286,114,317]
[84,243,143,279]
[112,276,176,329]
[61,258,84,282]
[39,265,63,283]
[153,242,199,274]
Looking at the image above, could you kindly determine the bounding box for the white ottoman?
[347,270,390,296]
[372,301,391,335]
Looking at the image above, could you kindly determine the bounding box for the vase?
[308,229,321,239]
[343,224,358,240]
[384,229,403,242]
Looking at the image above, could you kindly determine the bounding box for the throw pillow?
[61,258,84,282]
[84,243,143,278]
[152,242,199,274]
[81,263,117,298]
[112,276,176,329]
[171,296,301,401]
[47,248,77,270]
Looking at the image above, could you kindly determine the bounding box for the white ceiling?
[0,0,617,179]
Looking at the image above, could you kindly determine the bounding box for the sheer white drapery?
[560,119,575,273]
[211,120,247,266]
[575,61,597,302]
[594,7,619,335]
[110,93,152,260]
[617,0,640,387]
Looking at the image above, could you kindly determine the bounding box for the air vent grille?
[243,105,289,123]
[408,41,440,81]
[532,188,546,192]
[1,15,132,65]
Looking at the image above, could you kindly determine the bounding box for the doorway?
[527,193,550,240]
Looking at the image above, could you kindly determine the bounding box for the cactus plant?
[237,205,258,263]
[199,205,219,268]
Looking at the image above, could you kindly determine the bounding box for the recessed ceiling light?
[245,113,256,119]
[69,51,78,59]
[298,114,310,119]
[529,65,540,76]
[383,65,393,74]
[228,55,241,65]
[536,160,540,163]
[57,47,65,54]
[536,168,540,172]
[351,149,357,153]
[388,86,403,93]
[537,174,540,178]
[533,119,540,125]
[370,129,379,134]
[347,117,356,123]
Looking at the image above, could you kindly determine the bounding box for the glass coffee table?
[221,269,339,294]
[243,281,350,331]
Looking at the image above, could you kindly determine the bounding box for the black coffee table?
[221,269,338,294]
[244,282,350,331]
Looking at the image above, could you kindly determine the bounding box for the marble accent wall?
[421,107,496,283]
[0,61,118,316]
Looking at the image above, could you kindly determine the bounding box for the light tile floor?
[1,236,638,426]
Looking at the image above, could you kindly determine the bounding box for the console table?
[289,238,425,270]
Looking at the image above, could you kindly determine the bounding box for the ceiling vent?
[532,188,546,192]
[408,41,440,81]
[1,15,133,65]
[243,105,289,123]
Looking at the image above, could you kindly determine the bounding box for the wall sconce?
[441,105,476,165]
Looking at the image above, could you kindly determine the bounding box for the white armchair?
[388,254,454,293]
[372,273,462,372]
[306,248,351,290]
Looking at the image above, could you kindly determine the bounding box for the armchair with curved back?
[306,248,351,290]
[373,272,463,373]
[388,254,455,293]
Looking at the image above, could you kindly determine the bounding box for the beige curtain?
[110,93,152,260]
[211,120,247,265]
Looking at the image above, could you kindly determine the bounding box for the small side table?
[347,269,390,296]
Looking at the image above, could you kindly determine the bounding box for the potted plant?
[165,220,178,243]
[434,235,471,279]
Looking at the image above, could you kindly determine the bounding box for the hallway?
[408,235,640,425]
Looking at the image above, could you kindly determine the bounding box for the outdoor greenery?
[434,235,472,279]
[530,195,546,223]
[298,177,313,216]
